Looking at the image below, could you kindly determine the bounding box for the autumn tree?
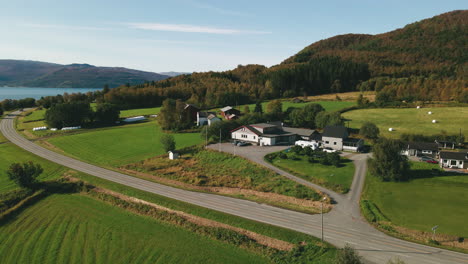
[368,138,410,182]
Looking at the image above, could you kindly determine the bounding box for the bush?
[328,152,341,167]
[458,237,464,243]
[335,245,363,264]
[360,121,380,140]
[291,145,302,154]
[304,147,312,156]
[320,155,330,165]
[308,156,315,163]
[291,155,300,161]
[279,152,288,159]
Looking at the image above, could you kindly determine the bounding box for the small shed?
[168,151,179,160]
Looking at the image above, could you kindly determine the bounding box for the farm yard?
[343,107,468,138]
[361,162,468,240]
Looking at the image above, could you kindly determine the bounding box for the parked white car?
[322,147,337,153]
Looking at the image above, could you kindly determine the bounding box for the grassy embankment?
[343,107,468,138]
[265,150,355,194]
[123,147,324,213]
[361,161,468,251]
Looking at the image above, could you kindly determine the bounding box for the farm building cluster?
[231,123,364,152]
[401,141,468,171]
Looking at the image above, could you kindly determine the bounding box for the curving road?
[2,111,467,264]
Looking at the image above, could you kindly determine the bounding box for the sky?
[0,0,466,73]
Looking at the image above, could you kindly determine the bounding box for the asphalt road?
[1,111,467,264]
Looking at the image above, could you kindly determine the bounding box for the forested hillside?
[77,11,468,109]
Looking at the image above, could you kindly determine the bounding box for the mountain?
[0,60,169,88]
[283,10,467,79]
[158,71,190,77]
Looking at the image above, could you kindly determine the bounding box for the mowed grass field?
[47,122,202,167]
[0,194,268,264]
[120,107,161,117]
[211,100,355,113]
[362,162,468,237]
[269,152,354,193]
[343,107,468,138]
[0,143,67,193]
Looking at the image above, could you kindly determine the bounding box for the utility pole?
[219,129,221,152]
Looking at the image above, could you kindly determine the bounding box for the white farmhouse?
[231,123,296,146]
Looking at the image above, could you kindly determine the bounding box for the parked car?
[425,159,438,164]
[237,141,250,147]
[232,140,239,145]
[419,156,432,161]
[322,147,337,153]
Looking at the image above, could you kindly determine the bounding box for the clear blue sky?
[0,0,465,72]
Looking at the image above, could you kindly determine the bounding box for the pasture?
[343,107,468,138]
[47,122,202,167]
[362,162,468,238]
[211,100,355,113]
[268,152,354,193]
[0,194,268,264]
[0,143,66,194]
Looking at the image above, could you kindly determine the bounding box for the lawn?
[22,108,46,122]
[362,162,468,238]
[120,106,161,117]
[267,151,355,193]
[0,143,67,194]
[343,107,468,138]
[0,194,268,264]
[47,122,202,167]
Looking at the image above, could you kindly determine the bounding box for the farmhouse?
[231,123,296,146]
[220,106,241,120]
[439,151,468,169]
[402,142,439,158]
[435,140,456,149]
[321,125,363,151]
[196,111,219,126]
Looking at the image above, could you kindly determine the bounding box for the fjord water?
[0,87,103,100]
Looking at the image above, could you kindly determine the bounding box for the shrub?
[328,152,341,167]
[160,134,176,152]
[304,147,312,156]
[360,121,380,140]
[458,237,464,243]
[291,145,302,154]
[308,156,315,163]
[279,152,288,159]
[335,245,363,264]
[291,155,300,161]
[320,155,330,165]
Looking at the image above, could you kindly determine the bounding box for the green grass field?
[362,162,468,237]
[211,100,355,113]
[47,122,202,167]
[0,194,268,264]
[269,152,354,193]
[0,143,67,194]
[22,109,46,122]
[343,107,468,138]
[120,107,161,117]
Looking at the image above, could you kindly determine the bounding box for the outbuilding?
[168,151,179,160]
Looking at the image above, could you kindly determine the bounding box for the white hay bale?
[416,106,420,109]
[432,120,437,123]
[428,111,432,115]
[388,128,394,131]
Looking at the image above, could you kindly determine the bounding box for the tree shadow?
[410,169,462,180]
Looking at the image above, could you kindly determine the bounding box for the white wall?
[232,128,259,144]
[322,136,343,150]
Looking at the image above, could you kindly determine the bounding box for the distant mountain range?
[0,60,171,88]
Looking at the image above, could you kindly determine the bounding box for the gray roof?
[198,111,216,118]
[250,123,279,129]
[207,114,219,120]
[282,127,316,137]
[322,125,348,139]
[440,151,468,161]
[406,142,439,151]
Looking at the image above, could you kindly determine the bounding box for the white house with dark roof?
[321,125,363,151]
[231,123,296,146]
[402,142,439,158]
[439,151,468,169]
